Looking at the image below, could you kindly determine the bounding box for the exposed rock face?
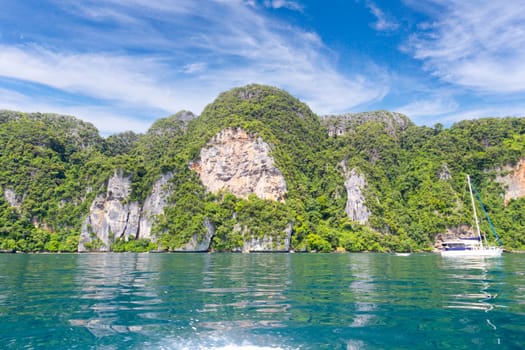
[323,111,412,138]
[496,159,525,205]
[3,188,21,209]
[438,163,452,180]
[188,127,292,252]
[78,170,139,252]
[434,225,476,250]
[192,128,287,202]
[240,223,292,252]
[140,172,173,240]
[341,162,370,224]
[78,171,174,252]
[173,219,215,252]
[176,110,196,122]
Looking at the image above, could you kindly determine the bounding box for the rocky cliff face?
[78,170,139,252]
[3,187,21,209]
[238,223,293,252]
[173,219,215,252]
[323,111,412,138]
[79,127,292,252]
[496,159,525,205]
[341,162,370,224]
[188,127,292,252]
[78,170,173,252]
[139,172,173,240]
[192,128,287,202]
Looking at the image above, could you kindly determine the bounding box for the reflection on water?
[195,253,291,332]
[440,257,501,311]
[0,253,524,349]
[72,253,160,338]
[439,256,504,346]
[347,254,377,328]
[72,253,294,347]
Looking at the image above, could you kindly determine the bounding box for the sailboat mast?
[467,175,484,249]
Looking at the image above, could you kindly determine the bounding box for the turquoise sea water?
[0,253,524,349]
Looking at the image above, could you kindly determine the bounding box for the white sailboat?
[441,175,503,257]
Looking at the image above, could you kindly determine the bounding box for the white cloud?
[0,87,153,134]
[407,0,525,93]
[438,105,525,126]
[366,1,399,31]
[202,64,389,114]
[392,94,525,126]
[0,0,388,127]
[395,97,458,121]
[183,62,207,74]
[0,45,180,111]
[62,107,154,135]
[62,3,140,24]
[264,0,303,11]
[77,0,194,15]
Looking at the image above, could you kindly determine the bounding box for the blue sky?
[1,0,524,134]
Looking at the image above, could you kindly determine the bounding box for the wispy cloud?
[395,97,458,122]
[0,0,388,128]
[183,62,207,74]
[264,0,303,11]
[0,87,153,134]
[392,88,525,126]
[406,0,525,93]
[438,105,525,126]
[0,44,179,111]
[365,1,399,32]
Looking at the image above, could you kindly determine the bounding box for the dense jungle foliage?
[1,85,525,252]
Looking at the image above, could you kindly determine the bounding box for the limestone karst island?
[1,85,524,253]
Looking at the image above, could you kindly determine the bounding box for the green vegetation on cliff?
[1,86,525,252]
[138,85,344,252]
[0,111,112,251]
[328,115,525,251]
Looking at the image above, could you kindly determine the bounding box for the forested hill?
[1,85,525,253]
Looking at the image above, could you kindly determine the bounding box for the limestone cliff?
[173,219,215,252]
[323,111,412,138]
[496,159,525,205]
[3,187,21,210]
[139,172,173,240]
[78,170,139,252]
[341,161,370,224]
[192,128,287,202]
[78,171,174,252]
[188,127,292,252]
[239,223,292,252]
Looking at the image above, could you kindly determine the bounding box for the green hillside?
[0,111,111,251]
[1,86,524,253]
[136,85,344,252]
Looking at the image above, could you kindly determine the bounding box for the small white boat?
[441,175,503,258]
[441,238,502,257]
[395,253,411,256]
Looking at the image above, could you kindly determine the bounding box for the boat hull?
[441,248,503,257]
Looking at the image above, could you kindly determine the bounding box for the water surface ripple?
[0,253,524,349]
